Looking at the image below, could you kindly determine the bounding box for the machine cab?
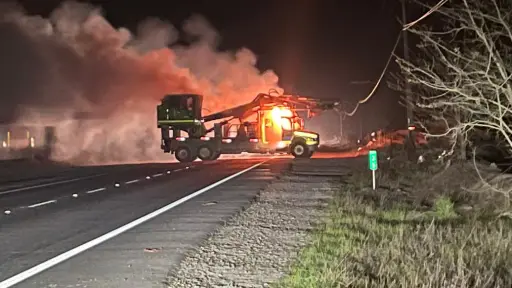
[157,94,203,123]
[281,113,304,141]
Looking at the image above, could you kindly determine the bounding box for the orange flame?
[270,106,294,131]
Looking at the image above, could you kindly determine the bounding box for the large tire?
[198,145,214,161]
[210,151,221,160]
[175,146,197,163]
[291,142,311,158]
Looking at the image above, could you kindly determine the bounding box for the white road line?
[152,173,163,177]
[0,160,268,288]
[174,168,184,172]
[28,200,57,208]
[125,179,140,184]
[86,188,106,194]
[0,174,105,196]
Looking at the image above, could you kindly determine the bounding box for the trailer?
[156,92,337,163]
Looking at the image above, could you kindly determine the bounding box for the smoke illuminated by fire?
[0,1,283,165]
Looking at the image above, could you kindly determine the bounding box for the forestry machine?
[156,91,339,162]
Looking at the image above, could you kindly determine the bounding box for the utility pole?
[402,0,416,160]
[339,111,343,139]
[402,0,412,126]
[359,117,363,139]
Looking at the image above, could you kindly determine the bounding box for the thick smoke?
[0,1,282,165]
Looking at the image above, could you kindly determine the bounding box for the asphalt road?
[0,156,289,288]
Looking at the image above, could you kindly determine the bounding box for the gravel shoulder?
[166,169,340,287]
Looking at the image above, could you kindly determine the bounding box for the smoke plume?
[0,1,282,165]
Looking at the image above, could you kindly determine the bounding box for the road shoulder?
[166,157,350,287]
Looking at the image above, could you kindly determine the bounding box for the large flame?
[271,106,293,131]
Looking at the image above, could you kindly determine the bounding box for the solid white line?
[125,179,140,184]
[0,174,105,196]
[86,188,106,194]
[152,173,163,177]
[28,200,57,208]
[174,168,183,172]
[0,160,267,288]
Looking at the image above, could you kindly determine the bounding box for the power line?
[403,0,448,31]
[342,0,448,117]
[343,32,402,117]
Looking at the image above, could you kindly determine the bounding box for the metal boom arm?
[202,93,339,122]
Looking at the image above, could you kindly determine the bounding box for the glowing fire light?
[271,106,293,130]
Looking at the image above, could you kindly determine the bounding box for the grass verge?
[275,161,512,287]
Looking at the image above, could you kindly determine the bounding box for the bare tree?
[393,0,512,162]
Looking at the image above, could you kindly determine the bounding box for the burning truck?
[156,91,339,162]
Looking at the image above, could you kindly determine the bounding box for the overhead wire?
[402,0,448,31]
[342,0,449,117]
[343,32,402,117]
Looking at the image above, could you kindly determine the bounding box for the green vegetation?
[276,160,512,288]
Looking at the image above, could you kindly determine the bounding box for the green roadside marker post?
[368,150,378,190]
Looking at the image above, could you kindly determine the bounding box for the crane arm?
[201,93,277,122]
[269,95,340,117]
[201,93,340,123]
[202,100,259,122]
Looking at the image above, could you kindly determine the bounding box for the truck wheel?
[291,142,310,158]
[198,145,214,161]
[175,146,196,163]
[210,152,221,160]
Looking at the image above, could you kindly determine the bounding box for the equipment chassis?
[160,123,319,163]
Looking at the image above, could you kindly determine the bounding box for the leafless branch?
[393,0,512,160]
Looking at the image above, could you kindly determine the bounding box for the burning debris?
[0,1,282,165]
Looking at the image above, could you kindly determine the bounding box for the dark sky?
[15,0,417,137]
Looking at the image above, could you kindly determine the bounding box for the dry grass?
[275,147,512,288]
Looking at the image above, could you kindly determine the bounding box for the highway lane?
[0,161,205,214]
[0,157,280,287]
[0,162,193,194]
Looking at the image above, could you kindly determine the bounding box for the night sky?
[14,0,420,140]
